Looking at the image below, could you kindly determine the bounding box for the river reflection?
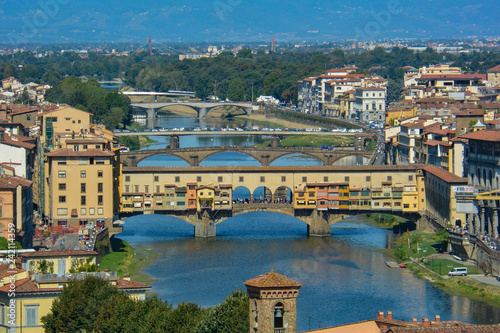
[118,213,500,331]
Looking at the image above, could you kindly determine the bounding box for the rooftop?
[244,268,302,289]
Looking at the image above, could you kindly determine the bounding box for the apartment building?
[355,87,386,121]
[43,147,115,227]
[0,171,33,248]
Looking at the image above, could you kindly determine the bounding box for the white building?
[354,87,386,122]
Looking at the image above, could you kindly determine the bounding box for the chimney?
[123,274,131,281]
[386,311,393,320]
[411,318,417,323]
[377,312,385,320]
[434,315,440,322]
[430,321,436,327]
[422,318,430,327]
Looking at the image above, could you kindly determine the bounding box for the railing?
[35,271,117,282]
[274,329,285,333]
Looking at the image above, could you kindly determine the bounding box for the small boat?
[386,262,399,268]
[399,264,407,268]
[452,255,463,261]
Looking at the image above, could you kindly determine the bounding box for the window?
[0,303,4,324]
[81,183,86,193]
[79,158,88,165]
[89,208,95,215]
[80,170,86,178]
[345,176,349,182]
[218,176,223,182]
[260,176,265,183]
[26,115,31,121]
[387,176,392,181]
[408,175,413,181]
[302,176,307,182]
[98,183,103,193]
[135,185,139,192]
[58,171,66,178]
[144,185,149,193]
[197,176,202,182]
[25,305,38,326]
[323,176,328,182]
[81,196,86,205]
[78,120,81,124]
[98,170,103,178]
[154,176,159,182]
[58,161,66,165]
[81,208,86,215]
[95,158,105,164]
[57,208,67,216]
[98,196,103,205]
[239,176,244,182]
[97,208,103,215]
[59,183,66,190]
[59,196,66,203]
[175,176,180,183]
[156,185,160,193]
[366,176,371,182]
[125,175,130,182]
[125,185,130,192]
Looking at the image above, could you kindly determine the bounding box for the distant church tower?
[244,268,302,333]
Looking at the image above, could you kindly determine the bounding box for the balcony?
[274,329,286,333]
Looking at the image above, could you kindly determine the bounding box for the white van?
[448,267,468,276]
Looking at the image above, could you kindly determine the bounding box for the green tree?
[42,276,124,333]
[0,237,22,250]
[30,259,54,274]
[196,289,249,333]
[69,257,97,273]
[227,78,245,101]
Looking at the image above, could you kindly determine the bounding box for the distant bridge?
[115,130,369,137]
[124,91,195,99]
[131,101,253,118]
[120,146,373,167]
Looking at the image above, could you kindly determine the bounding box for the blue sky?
[1,0,499,44]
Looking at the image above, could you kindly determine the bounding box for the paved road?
[469,275,500,287]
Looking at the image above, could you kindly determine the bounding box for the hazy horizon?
[1,0,499,45]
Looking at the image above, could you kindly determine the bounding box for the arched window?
[274,302,284,329]
[488,170,493,189]
[0,198,3,218]
[483,169,487,188]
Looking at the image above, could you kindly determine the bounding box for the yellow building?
[423,165,467,226]
[43,148,116,227]
[20,250,97,275]
[0,272,150,333]
[0,250,150,333]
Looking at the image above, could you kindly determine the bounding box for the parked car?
[448,267,468,276]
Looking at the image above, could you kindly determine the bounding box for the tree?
[42,276,124,333]
[227,78,245,101]
[0,237,22,250]
[30,259,54,274]
[196,289,249,333]
[69,257,97,273]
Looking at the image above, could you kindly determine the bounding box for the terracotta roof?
[0,278,61,294]
[389,324,500,333]
[481,103,500,109]
[0,134,35,149]
[42,105,92,116]
[20,250,97,258]
[417,74,485,80]
[0,264,25,279]
[44,148,114,157]
[454,109,484,117]
[423,165,467,184]
[458,130,500,142]
[0,175,32,188]
[244,268,302,289]
[116,277,151,290]
[487,65,500,73]
[417,97,454,104]
[424,140,452,147]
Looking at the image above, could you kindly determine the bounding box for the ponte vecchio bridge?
[120,146,374,167]
[118,165,427,237]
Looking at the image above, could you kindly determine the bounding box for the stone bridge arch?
[202,104,251,118]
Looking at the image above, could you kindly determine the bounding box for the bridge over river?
[132,101,253,119]
[120,146,374,167]
[118,164,428,237]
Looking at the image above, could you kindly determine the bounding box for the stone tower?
[244,268,302,333]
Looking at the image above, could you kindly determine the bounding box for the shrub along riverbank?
[369,216,500,308]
